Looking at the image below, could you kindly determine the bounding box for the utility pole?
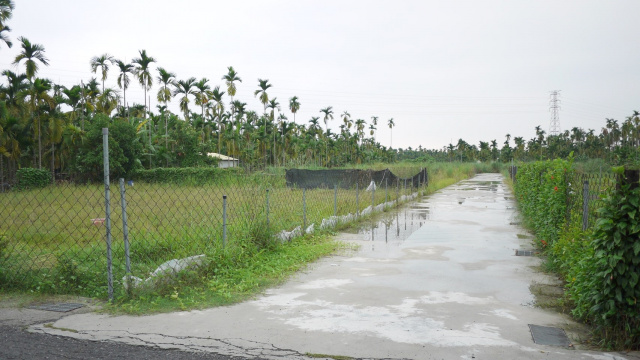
[549,90,561,136]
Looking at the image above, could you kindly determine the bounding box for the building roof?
[206,153,239,161]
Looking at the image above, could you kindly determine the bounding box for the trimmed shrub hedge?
[15,168,52,190]
[132,167,244,185]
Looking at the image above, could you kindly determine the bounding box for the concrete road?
[31,174,636,359]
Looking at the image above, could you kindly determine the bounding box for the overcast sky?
[1,0,638,151]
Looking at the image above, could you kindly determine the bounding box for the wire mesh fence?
[0,165,427,300]
[566,172,618,231]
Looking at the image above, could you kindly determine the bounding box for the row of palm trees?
[0,28,397,182]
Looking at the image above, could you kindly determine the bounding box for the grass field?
[0,162,494,312]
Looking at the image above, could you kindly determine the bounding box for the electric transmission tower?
[549,90,561,136]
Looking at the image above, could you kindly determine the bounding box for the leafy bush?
[71,114,143,181]
[580,180,640,348]
[514,158,573,246]
[15,168,52,190]
[132,167,244,185]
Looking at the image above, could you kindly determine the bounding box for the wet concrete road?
[31,174,633,359]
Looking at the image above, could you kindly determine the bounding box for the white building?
[206,153,239,168]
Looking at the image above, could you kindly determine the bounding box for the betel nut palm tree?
[90,53,114,93]
[387,118,395,148]
[173,77,197,122]
[0,0,14,49]
[114,59,134,116]
[254,78,271,113]
[289,96,300,124]
[13,37,49,82]
[320,106,333,135]
[156,67,175,157]
[222,66,241,103]
[132,49,156,118]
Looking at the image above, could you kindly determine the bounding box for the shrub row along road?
[5,174,636,359]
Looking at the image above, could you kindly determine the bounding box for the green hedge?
[132,167,245,185]
[15,168,52,190]
[514,158,572,246]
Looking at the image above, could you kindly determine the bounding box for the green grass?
[1,163,490,313]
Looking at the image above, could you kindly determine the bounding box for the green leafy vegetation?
[516,160,640,350]
[514,157,573,246]
[15,168,51,190]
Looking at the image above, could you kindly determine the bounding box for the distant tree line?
[396,114,640,167]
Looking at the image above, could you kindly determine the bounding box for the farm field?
[0,163,484,311]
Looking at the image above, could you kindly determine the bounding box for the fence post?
[582,180,589,231]
[222,195,227,248]
[356,182,359,217]
[372,181,375,209]
[334,185,337,216]
[266,189,270,228]
[119,178,131,274]
[404,179,407,196]
[303,188,307,228]
[396,179,399,205]
[385,178,388,204]
[102,128,113,302]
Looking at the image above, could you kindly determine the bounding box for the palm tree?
[194,78,211,118]
[90,53,114,93]
[132,49,156,118]
[61,85,82,121]
[13,37,49,81]
[254,79,272,113]
[173,77,197,121]
[0,0,13,48]
[96,87,119,115]
[0,24,11,48]
[0,70,28,110]
[222,66,242,103]
[371,116,379,140]
[156,67,175,159]
[0,0,14,25]
[114,60,134,116]
[267,97,280,120]
[387,118,395,148]
[210,86,225,154]
[289,96,300,124]
[320,106,333,135]
[23,78,55,168]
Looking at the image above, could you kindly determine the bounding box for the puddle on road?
[343,176,514,248]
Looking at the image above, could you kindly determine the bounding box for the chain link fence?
[0,142,427,300]
[566,172,618,231]
[510,165,618,232]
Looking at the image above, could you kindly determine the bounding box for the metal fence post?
[356,182,359,217]
[102,128,113,302]
[372,181,375,209]
[334,185,337,216]
[266,189,270,227]
[303,188,307,228]
[119,178,131,274]
[222,195,227,248]
[385,178,388,204]
[582,180,589,231]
